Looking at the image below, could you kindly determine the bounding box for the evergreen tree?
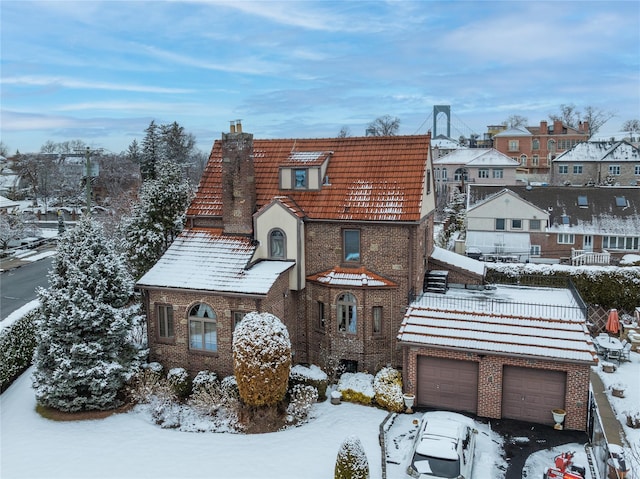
[141,120,160,180]
[160,121,196,164]
[120,159,191,279]
[32,217,141,412]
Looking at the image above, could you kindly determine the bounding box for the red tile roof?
[187,135,430,222]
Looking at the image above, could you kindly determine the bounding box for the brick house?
[550,140,640,186]
[397,285,596,431]
[491,120,590,179]
[137,123,437,377]
[466,185,640,264]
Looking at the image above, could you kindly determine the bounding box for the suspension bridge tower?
[433,105,451,138]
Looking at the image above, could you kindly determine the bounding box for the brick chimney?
[221,120,255,236]
[540,120,548,134]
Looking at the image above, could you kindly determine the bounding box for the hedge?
[0,310,38,392]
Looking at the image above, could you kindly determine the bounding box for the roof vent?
[323,175,331,186]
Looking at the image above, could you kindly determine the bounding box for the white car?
[406,412,477,479]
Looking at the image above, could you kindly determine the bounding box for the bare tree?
[366,115,400,136]
[549,104,613,136]
[338,126,351,138]
[549,104,581,128]
[0,142,9,157]
[503,115,528,129]
[621,119,640,135]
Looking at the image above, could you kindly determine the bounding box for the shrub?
[286,384,318,424]
[0,310,38,392]
[189,371,225,415]
[167,367,191,399]
[334,435,370,479]
[373,367,405,413]
[232,311,291,407]
[337,372,374,405]
[626,410,640,429]
[290,364,329,401]
[221,375,240,404]
[126,362,164,404]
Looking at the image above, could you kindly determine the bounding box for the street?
[1,256,53,321]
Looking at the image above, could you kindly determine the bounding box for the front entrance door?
[583,235,593,252]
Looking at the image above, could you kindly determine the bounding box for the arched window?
[269,229,286,259]
[520,154,527,165]
[454,168,468,182]
[337,293,357,334]
[188,303,217,352]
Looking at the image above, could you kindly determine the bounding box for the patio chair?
[621,343,632,362]
[607,349,621,364]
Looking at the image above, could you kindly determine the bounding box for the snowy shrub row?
[290,364,329,401]
[486,264,640,312]
[337,368,405,412]
[286,384,318,424]
[0,310,37,392]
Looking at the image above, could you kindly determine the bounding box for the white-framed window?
[602,236,639,251]
[557,233,575,244]
[609,165,620,176]
[372,306,382,334]
[454,168,468,182]
[189,304,217,352]
[442,168,447,181]
[558,165,568,174]
[573,165,583,174]
[337,293,357,334]
[492,169,503,179]
[530,245,541,256]
[478,168,489,179]
[156,304,174,339]
[519,154,527,165]
[269,228,286,259]
[635,165,640,175]
[496,218,505,231]
[343,229,360,262]
[529,219,541,230]
[511,219,522,229]
[532,155,539,166]
[508,140,519,152]
[532,139,540,150]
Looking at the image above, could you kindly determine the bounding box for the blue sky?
[1,0,639,155]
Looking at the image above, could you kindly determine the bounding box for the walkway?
[590,370,627,446]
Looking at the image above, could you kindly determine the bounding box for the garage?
[417,356,478,413]
[502,366,566,425]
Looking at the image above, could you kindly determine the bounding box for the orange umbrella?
[606,309,620,335]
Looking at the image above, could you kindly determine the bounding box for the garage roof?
[398,287,597,364]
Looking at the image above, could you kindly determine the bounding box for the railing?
[415,291,586,320]
[571,248,611,266]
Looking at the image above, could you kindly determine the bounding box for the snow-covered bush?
[0,310,37,392]
[286,384,318,424]
[126,362,164,404]
[337,372,375,405]
[221,375,240,404]
[167,367,191,399]
[232,311,291,407]
[626,410,640,429]
[189,371,224,415]
[334,435,370,479]
[373,367,404,413]
[290,364,328,401]
[32,217,141,412]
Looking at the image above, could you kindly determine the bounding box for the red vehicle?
[543,451,586,479]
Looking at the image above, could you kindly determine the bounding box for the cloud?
[2,76,192,94]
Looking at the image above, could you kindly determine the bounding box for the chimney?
[221,123,255,236]
[230,121,236,134]
[540,121,548,133]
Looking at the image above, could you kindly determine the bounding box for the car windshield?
[412,453,460,478]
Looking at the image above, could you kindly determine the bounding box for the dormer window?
[294,169,308,189]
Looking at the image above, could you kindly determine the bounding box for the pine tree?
[32,217,141,412]
[120,159,191,279]
[141,120,160,180]
[334,436,370,479]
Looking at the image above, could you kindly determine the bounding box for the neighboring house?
[137,123,437,377]
[430,135,461,160]
[466,185,640,264]
[550,140,640,186]
[492,120,590,179]
[465,188,549,262]
[397,284,596,431]
[0,195,19,213]
[433,148,520,195]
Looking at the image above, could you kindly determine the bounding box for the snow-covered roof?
[493,127,532,137]
[136,228,294,295]
[0,195,19,209]
[433,148,520,167]
[307,266,397,287]
[554,140,640,163]
[398,285,595,363]
[430,246,486,276]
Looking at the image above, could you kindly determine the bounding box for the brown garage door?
[502,366,566,425]
[417,356,478,413]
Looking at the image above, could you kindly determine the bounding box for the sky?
[1,1,639,156]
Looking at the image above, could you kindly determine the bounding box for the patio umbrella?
[606,309,620,335]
